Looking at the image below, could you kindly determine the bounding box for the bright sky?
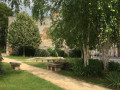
[0,0,33,16]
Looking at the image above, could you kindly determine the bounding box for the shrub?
[35,49,50,57]
[106,72,120,89]
[69,49,81,58]
[0,63,5,74]
[0,48,6,53]
[62,62,73,71]
[11,46,36,56]
[48,48,66,57]
[47,48,57,56]
[0,56,5,74]
[108,61,120,71]
[83,59,104,76]
[10,46,20,56]
[56,49,66,57]
[72,59,84,75]
[72,59,103,77]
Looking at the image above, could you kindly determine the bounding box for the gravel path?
[3,57,111,90]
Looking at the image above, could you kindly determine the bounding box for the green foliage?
[8,12,41,56]
[0,48,6,53]
[0,63,5,74]
[0,56,5,74]
[11,46,36,56]
[35,49,50,57]
[11,46,20,56]
[82,60,104,77]
[62,62,73,71]
[108,62,120,71]
[48,48,66,57]
[56,49,66,57]
[69,49,81,58]
[0,2,13,48]
[106,72,120,89]
[47,48,57,56]
[64,59,104,77]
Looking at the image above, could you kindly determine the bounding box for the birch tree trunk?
[101,39,110,70]
[83,45,87,67]
[83,44,89,67]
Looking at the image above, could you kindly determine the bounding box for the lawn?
[5,56,32,61]
[0,63,63,90]
[5,56,115,89]
[24,62,47,69]
[24,62,115,89]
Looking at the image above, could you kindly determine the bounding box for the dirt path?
[3,57,111,90]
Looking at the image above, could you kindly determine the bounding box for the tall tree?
[5,0,120,69]
[0,2,13,49]
[97,0,120,70]
[7,12,41,56]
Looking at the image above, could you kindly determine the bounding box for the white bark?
[83,44,89,67]
[83,45,87,67]
[101,39,110,70]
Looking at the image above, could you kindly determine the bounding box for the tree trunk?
[101,40,110,71]
[86,44,89,66]
[83,44,89,67]
[83,45,87,67]
[118,47,120,57]
[23,47,25,57]
[80,47,83,59]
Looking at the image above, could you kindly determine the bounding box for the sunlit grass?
[0,63,63,90]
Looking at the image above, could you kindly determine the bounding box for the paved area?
[94,56,120,63]
[3,57,110,90]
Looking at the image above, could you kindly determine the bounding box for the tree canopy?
[7,12,41,56]
[0,2,13,49]
[4,0,120,69]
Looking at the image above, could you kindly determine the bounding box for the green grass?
[6,56,32,61]
[23,61,115,89]
[0,63,64,90]
[24,62,47,69]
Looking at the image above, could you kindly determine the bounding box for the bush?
[11,46,20,56]
[108,61,120,71]
[61,58,81,71]
[72,59,84,75]
[69,49,81,58]
[56,49,66,57]
[47,48,57,56]
[0,63,5,74]
[83,59,104,76]
[62,62,73,71]
[71,59,103,76]
[48,48,66,57]
[106,72,120,89]
[11,46,36,56]
[0,57,5,74]
[35,49,50,57]
[0,48,6,53]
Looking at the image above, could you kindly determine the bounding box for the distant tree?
[7,12,41,56]
[0,2,13,49]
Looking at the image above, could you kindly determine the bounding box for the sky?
[0,0,33,16]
